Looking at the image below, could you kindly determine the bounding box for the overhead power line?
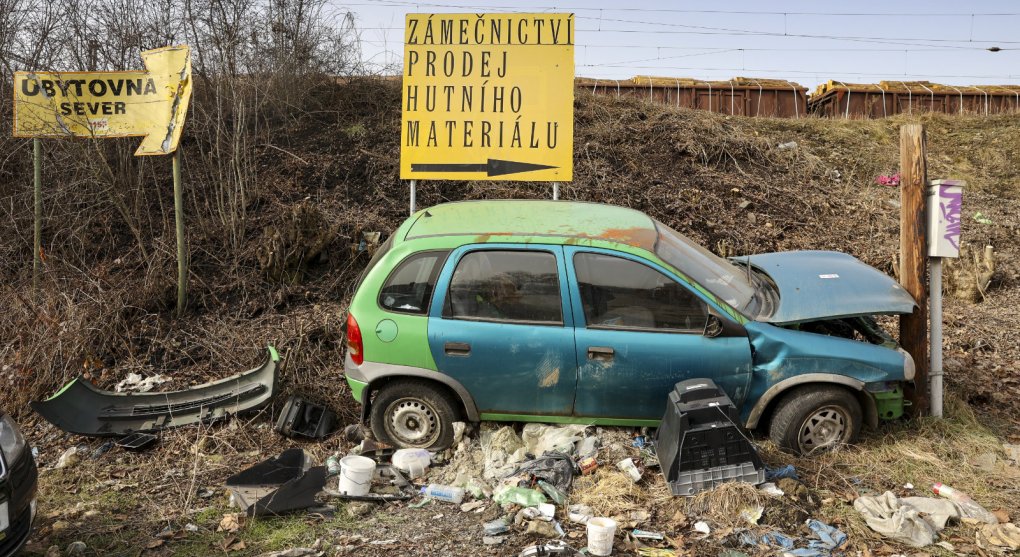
[345,0,1019,17]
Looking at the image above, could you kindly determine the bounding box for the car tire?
[769,385,862,456]
[370,380,459,450]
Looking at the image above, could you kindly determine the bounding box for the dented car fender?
[741,322,910,429]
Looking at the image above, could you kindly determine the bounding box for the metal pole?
[33,139,42,290]
[410,179,417,215]
[930,257,943,418]
[552,182,560,200]
[173,149,187,316]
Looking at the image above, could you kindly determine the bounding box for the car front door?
[428,245,577,417]
[565,247,753,421]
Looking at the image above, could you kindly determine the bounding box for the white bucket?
[338,455,375,496]
[391,448,431,479]
[586,517,617,556]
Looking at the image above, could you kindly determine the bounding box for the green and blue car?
[344,200,916,455]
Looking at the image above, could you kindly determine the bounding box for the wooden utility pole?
[900,124,929,415]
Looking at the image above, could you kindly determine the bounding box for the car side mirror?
[704,314,724,338]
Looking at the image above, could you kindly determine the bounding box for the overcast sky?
[337,0,1020,90]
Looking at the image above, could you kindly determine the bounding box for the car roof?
[404,200,659,250]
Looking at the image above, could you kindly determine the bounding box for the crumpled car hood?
[745,250,917,324]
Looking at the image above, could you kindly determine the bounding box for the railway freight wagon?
[576,76,809,118]
[809,80,1020,118]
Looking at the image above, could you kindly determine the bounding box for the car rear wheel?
[769,385,862,456]
[370,380,459,450]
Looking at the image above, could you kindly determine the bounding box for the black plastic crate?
[656,378,764,496]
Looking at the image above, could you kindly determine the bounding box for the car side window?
[444,250,562,324]
[379,251,448,314]
[573,252,708,332]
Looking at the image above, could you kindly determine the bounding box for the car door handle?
[587,346,614,360]
[444,342,471,356]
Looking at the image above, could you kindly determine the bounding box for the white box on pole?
[926,179,964,258]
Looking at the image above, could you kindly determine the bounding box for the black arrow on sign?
[411,158,557,177]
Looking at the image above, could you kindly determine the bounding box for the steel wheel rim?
[797,405,849,454]
[386,397,440,447]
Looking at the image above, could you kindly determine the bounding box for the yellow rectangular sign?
[13,45,192,156]
[400,13,574,181]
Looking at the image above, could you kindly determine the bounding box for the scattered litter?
[481,426,528,479]
[932,482,998,524]
[512,452,576,492]
[338,455,375,497]
[577,437,599,458]
[587,517,617,556]
[739,505,763,525]
[90,441,114,459]
[521,423,586,456]
[460,501,485,513]
[225,449,329,516]
[876,173,900,187]
[218,513,245,533]
[693,521,711,535]
[740,530,795,550]
[616,458,642,483]
[482,535,505,546]
[765,464,799,482]
[518,540,579,556]
[777,141,798,150]
[578,456,598,476]
[538,480,569,506]
[903,483,914,490]
[526,519,562,538]
[421,483,465,504]
[637,549,677,557]
[854,491,958,547]
[804,519,847,553]
[973,212,993,224]
[567,504,593,524]
[538,503,556,520]
[114,373,169,393]
[55,446,82,469]
[408,498,431,508]
[392,448,431,479]
[483,517,510,535]
[274,395,339,439]
[977,522,1020,551]
[494,486,547,507]
[632,529,664,541]
[758,482,784,497]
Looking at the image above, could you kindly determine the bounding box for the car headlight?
[0,414,27,465]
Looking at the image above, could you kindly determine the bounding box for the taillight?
[346,313,364,365]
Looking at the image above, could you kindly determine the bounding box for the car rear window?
[379,251,448,314]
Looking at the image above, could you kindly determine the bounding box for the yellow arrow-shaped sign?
[12,45,192,156]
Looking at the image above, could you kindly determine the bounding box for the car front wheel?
[769,385,862,456]
[370,380,459,450]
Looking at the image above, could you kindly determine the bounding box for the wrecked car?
[0,411,37,556]
[343,200,915,455]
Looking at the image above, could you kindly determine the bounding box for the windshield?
[653,220,757,313]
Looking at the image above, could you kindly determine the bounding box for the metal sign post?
[33,138,42,290]
[410,179,417,215]
[173,150,187,315]
[552,182,560,200]
[926,179,964,418]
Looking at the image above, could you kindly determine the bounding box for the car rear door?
[428,244,578,417]
[565,247,753,421]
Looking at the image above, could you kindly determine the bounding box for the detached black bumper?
[0,449,37,557]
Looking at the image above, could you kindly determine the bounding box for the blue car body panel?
[745,251,917,324]
[740,320,909,422]
[564,247,753,419]
[428,244,579,416]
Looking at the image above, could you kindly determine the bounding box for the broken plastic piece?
[274,395,339,439]
[32,347,279,437]
[225,448,329,516]
[116,432,158,451]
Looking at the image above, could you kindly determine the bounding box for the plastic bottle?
[932,483,998,524]
[421,483,465,504]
